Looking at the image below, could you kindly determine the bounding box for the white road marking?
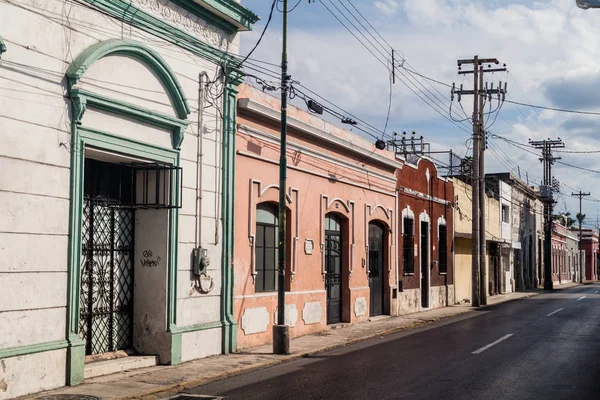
[546,308,564,317]
[577,296,586,301]
[594,291,598,294]
[472,334,513,355]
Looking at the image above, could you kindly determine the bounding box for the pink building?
[233,84,401,349]
[551,222,569,284]
[579,229,599,281]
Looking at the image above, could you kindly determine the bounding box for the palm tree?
[577,212,586,225]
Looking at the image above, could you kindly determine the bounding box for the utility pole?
[452,57,507,306]
[571,191,590,284]
[530,138,565,290]
[274,0,290,355]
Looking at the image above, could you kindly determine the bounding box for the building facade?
[233,84,401,349]
[396,157,455,314]
[0,1,257,397]
[487,173,542,290]
[579,229,599,281]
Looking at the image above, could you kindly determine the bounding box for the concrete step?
[84,355,158,379]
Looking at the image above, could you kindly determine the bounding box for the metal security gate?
[368,222,385,317]
[80,159,135,355]
[325,214,343,324]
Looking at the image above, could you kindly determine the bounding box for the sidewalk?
[22,284,579,400]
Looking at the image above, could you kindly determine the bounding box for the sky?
[238,0,600,224]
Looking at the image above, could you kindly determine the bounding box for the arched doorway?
[325,213,343,324]
[368,221,387,317]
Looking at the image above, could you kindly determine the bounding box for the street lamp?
[576,0,600,9]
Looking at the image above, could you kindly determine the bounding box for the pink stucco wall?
[234,84,399,349]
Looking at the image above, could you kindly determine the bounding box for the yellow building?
[453,178,502,304]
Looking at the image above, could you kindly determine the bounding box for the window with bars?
[439,224,448,274]
[403,217,414,274]
[255,203,278,292]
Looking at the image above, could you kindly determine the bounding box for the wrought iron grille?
[80,159,135,355]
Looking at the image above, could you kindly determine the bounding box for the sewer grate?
[169,396,223,400]
[35,396,101,400]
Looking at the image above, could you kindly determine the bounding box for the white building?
[0,0,257,398]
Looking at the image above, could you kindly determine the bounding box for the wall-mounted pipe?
[196,72,209,249]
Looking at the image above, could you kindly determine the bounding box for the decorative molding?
[399,186,451,206]
[365,204,394,274]
[197,0,260,31]
[0,340,68,359]
[71,88,189,149]
[238,125,397,184]
[248,179,299,283]
[237,150,397,197]
[320,195,355,277]
[67,39,191,119]
[437,216,447,239]
[131,0,235,45]
[75,0,244,69]
[236,101,403,171]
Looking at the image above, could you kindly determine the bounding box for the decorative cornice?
[77,0,242,67]
[192,0,260,31]
[72,88,190,149]
[238,98,403,171]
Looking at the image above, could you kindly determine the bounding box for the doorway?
[325,214,343,324]
[368,222,386,317]
[420,221,430,308]
[80,159,135,355]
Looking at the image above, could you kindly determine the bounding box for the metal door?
[368,222,385,316]
[80,159,135,355]
[421,221,430,308]
[325,214,343,324]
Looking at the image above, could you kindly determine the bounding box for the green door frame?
[65,40,188,385]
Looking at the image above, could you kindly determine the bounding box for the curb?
[118,310,471,400]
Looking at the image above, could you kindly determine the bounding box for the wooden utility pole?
[453,57,507,306]
[530,139,564,290]
[571,191,590,283]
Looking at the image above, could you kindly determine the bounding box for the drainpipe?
[195,72,209,250]
[452,191,456,305]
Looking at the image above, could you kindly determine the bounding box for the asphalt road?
[187,284,600,400]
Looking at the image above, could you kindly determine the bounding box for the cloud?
[240,0,600,215]
[544,73,600,109]
[374,0,400,16]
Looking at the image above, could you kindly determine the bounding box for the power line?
[237,0,277,67]
[504,99,600,116]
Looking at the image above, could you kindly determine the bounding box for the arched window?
[256,203,278,292]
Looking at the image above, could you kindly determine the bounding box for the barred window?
[439,225,448,274]
[403,217,415,274]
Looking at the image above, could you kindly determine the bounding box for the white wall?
[0,0,241,396]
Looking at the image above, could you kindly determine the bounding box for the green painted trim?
[220,77,239,354]
[168,0,237,34]
[167,153,181,334]
[191,0,260,31]
[72,89,189,149]
[66,336,85,385]
[79,127,179,163]
[171,332,182,365]
[66,40,184,380]
[0,34,6,58]
[67,39,190,120]
[171,321,222,334]
[78,0,245,70]
[0,340,68,359]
